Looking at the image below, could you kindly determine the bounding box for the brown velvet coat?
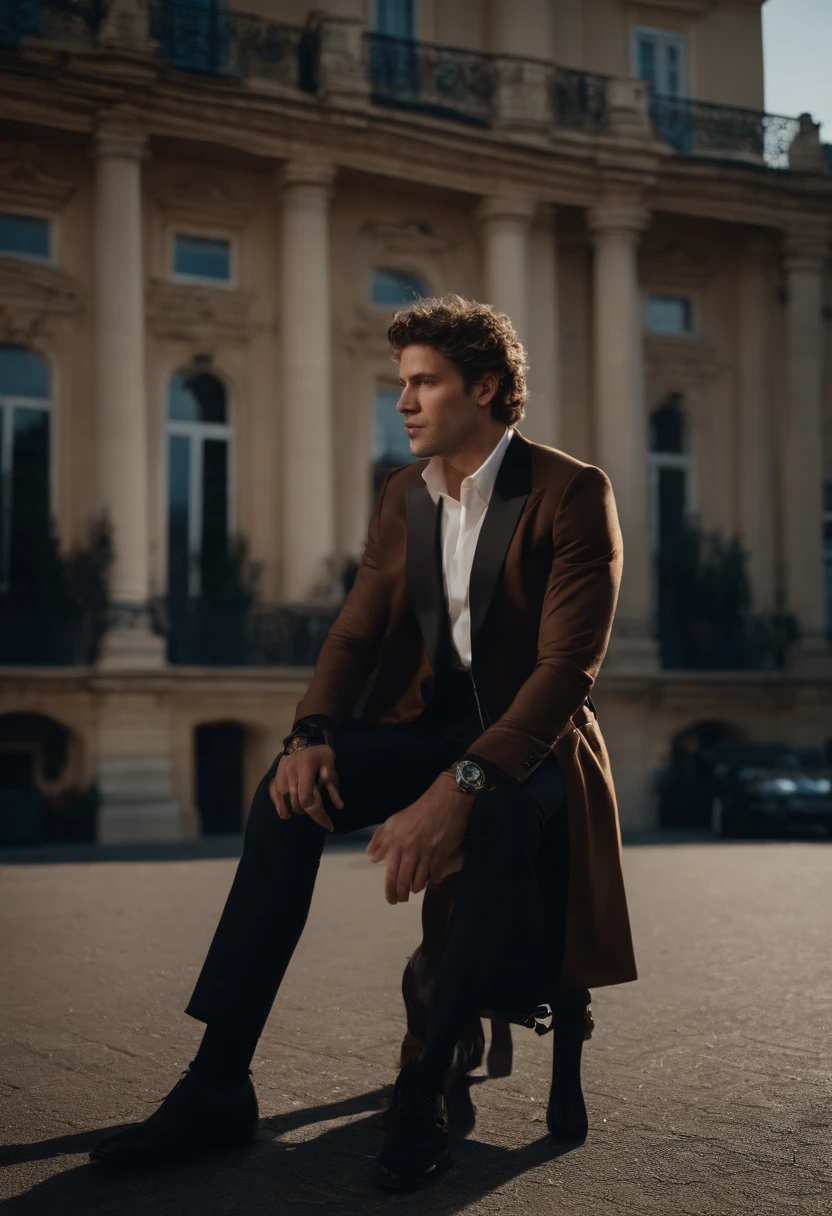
[295,428,637,989]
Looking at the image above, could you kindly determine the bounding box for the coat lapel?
[405,482,449,677]
[468,430,532,660]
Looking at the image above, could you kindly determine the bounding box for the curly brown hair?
[387,293,527,426]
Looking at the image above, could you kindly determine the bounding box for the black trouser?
[185,668,568,1084]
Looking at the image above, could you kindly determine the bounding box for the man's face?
[396,344,491,458]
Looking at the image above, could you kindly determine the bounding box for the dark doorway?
[195,722,244,834]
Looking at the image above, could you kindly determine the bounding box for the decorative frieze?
[0,257,81,315]
[151,167,256,229]
[146,277,256,343]
[0,141,76,210]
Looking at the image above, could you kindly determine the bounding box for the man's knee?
[466,786,546,864]
[243,767,326,854]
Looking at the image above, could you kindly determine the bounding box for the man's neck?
[438,426,508,501]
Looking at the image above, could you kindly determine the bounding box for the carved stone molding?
[341,304,397,357]
[639,234,716,288]
[0,142,77,210]
[146,277,256,342]
[360,217,456,261]
[151,168,256,229]
[644,334,727,385]
[0,305,57,347]
[0,257,82,315]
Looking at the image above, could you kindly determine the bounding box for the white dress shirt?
[421,426,515,671]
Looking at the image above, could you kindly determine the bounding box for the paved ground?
[1,838,831,1216]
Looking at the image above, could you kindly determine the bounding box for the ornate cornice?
[0,142,77,210]
[0,257,82,314]
[151,167,256,229]
[146,277,257,342]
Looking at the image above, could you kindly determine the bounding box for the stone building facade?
[0,0,830,840]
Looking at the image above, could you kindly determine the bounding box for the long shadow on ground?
[1,1083,580,1215]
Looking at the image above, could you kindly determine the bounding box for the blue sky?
[763,0,832,138]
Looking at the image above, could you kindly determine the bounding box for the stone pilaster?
[279,159,338,602]
[477,193,536,345]
[737,234,776,613]
[782,224,830,664]
[92,119,163,669]
[526,204,561,448]
[588,200,657,669]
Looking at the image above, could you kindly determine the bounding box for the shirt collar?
[421,426,514,507]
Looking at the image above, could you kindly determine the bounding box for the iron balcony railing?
[157,598,341,668]
[366,31,608,134]
[649,92,801,169]
[0,0,108,48]
[148,0,308,86]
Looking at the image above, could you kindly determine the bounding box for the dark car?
[706,742,832,839]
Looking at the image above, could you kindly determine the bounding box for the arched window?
[0,346,51,593]
[648,392,692,561]
[166,369,231,602]
[371,267,429,306]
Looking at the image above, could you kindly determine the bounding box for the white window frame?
[165,395,234,600]
[0,207,55,266]
[0,391,54,593]
[631,25,688,98]
[170,229,236,289]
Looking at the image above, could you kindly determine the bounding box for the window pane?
[173,234,231,281]
[200,437,229,596]
[9,408,50,596]
[646,295,692,335]
[0,346,49,398]
[637,36,656,87]
[0,212,50,258]
[373,0,415,38]
[372,268,428,305]
[657,467,686,552]
[168,371,227,424]
[650,396,686,453]
[168,435,191,601]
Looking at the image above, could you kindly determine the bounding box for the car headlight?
[754,778,798,796]
[797,777,832,795]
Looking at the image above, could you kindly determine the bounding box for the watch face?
[458,760,485,789]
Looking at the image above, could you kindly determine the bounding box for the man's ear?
[477,372,500,408]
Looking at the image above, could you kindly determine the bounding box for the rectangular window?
[646,295,693,335]
[0,212,50,260]
[173,234,231,283]
[632,26,687,97]
[8,407,51,592]
[373,0,416,38]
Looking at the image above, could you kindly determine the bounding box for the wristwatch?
[445,759,494,796]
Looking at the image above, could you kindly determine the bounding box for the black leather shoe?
[547,996,592,1141]
[375,1061,451,1191]
[89,1065,258,1166]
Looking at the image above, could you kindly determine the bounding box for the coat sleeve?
[462,464,623,785]
[292,472,392,727]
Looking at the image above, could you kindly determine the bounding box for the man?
[91,294,637,1190]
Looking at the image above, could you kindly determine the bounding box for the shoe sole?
[374,1150,452,1192]
[89,1127,257,1168]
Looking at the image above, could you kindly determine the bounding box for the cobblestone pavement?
[1,839,831,1215]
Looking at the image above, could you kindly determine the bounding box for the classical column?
[526,204,561,448]
[588,202,656,668]
[782,226,830,662]
[279,160,337,602]
[477,193,535,345]
[92,121,162,667]
[737,234,776,613]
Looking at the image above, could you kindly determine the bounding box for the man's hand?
[366,774,474,904]
[269,744,343,832]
